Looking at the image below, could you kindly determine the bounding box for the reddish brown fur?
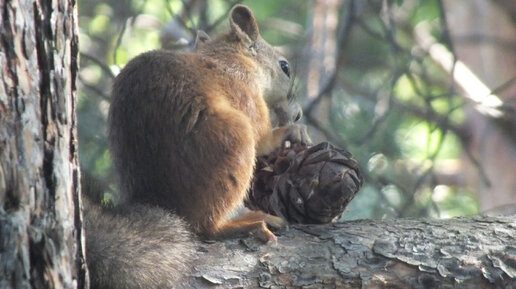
[108,5,301,241]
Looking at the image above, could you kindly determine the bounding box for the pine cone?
[246,142,363,224]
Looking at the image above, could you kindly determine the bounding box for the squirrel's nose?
[294,109,302,122]
[291,103,303,123]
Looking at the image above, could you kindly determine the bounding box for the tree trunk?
[304,0,340,100]
[302,0,343,143]
[0,0,85,288]
[184,216,516,288]
[443,0,516,210]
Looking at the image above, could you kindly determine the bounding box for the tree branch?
[183,216,516,288]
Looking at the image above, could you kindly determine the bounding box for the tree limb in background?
[80,53,116,79]
[79,75,110,101]
[113,0,150,65]
[205,0,244,33]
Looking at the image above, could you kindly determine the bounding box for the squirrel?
[84,4,309,289]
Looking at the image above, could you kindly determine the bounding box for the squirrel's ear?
[230,5,259,43]
[194,30,210,50]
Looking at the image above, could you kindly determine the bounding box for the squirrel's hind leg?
[212,210,286,243]
[185,99,284,242]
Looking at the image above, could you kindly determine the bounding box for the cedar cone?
[246,142,363,224]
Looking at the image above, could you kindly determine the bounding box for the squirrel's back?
[108,49,212,205]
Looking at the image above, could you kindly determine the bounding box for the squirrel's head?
[196,5,302,126]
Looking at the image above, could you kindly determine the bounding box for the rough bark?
[0,0,85,288]
[184,216,516,288]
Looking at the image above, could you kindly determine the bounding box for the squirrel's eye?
[279,60,290,78]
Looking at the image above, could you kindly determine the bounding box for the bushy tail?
[83,199,197,289]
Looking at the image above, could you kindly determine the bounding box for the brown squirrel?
[84,5,309,289]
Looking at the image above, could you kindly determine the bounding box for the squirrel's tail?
[83,199,197,289]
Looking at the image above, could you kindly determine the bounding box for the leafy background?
[78,0,516,219]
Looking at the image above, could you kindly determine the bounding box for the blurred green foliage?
[78,0,479,217]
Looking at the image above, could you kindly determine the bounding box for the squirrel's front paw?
[281,124,312,146]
